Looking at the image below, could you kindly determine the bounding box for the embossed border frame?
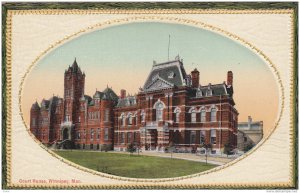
[1,2,298,190]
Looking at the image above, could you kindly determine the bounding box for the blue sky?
[23,22,279,132]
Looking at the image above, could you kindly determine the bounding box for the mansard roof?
[193,83,233,98]
[116,96,137,108]
[142,56,187,92]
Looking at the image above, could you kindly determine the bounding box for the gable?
[145,77,174,91]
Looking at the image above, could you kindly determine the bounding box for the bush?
[127,143,136,155]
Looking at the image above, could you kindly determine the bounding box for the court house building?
[30,56,238,154]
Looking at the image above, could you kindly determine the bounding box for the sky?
[22,22,279,135]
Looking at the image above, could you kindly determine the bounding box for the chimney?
[227,71,233,86]
[191,68,200,88]
[248,116,252,129]
[120,89,126,99]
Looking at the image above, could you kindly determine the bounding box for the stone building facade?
[30,57,239,154]
[237,116,263,152]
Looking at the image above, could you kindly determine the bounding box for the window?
[104,128,109,141]
[105,109,109,122]
[200,130,206,144]
[127,132,132,143]
[191,109,197,123]
[90,144,93,149]
[42,117,48,125]
[244,137,247,142]
[78,116,81,123]
[128,115,133,125]
[175,112,180,123]
[141,112,145,122]
[32,118,36,127]
[174,107,181,123]
[135,116,138,125]
[65,115,70,122]
[190,131,196,144]
[90,128,94,140]
[97,128,100,140]
[133,132,136,142]
[200,109,206,122]
[77,131,80,139]
[156,103,164,121]
[210,129,216,144]
[211,108,217,122]
[122,115,125,126]
[120,132,125,143]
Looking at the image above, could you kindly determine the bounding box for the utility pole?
[168,35,170,61]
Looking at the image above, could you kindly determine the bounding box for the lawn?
[54,150,216,178]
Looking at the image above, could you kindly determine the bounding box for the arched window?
[128,115,133,125]
[200,109,206,122]
[156,103,164,121]
[121,114,125,126]
[211,108,217,122]
[191,109,197,123]
[174,107,181,123]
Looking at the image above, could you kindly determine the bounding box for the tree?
[244,142,254,152]
[199,143,212,165]
[127,143,136,156]
[134,142,141,156]
[223,143,232,157]
[168,141,176,159]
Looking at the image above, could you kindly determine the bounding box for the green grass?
[54,150,216,178]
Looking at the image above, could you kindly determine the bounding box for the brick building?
[30,56,238,154]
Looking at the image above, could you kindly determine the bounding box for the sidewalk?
[113,151,235,165]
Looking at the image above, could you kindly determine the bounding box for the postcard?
[2,2,298,189]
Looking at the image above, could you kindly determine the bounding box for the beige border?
[6,9,296,188]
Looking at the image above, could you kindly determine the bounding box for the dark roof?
[116,96,137,108]
[31,101,40,109]
[87,88,119,106]
[192,83,234,98]
[66,58,82,74]
[103,87,119,101]
[142,57,187,92]
[40,99,50,109]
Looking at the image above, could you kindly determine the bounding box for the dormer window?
[207,84,213,96]
[168,71,175,79]
[196,88,203,98]
[206,89,212,96]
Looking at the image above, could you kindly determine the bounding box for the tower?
[61,58,85,144]
[63,58,85,124]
